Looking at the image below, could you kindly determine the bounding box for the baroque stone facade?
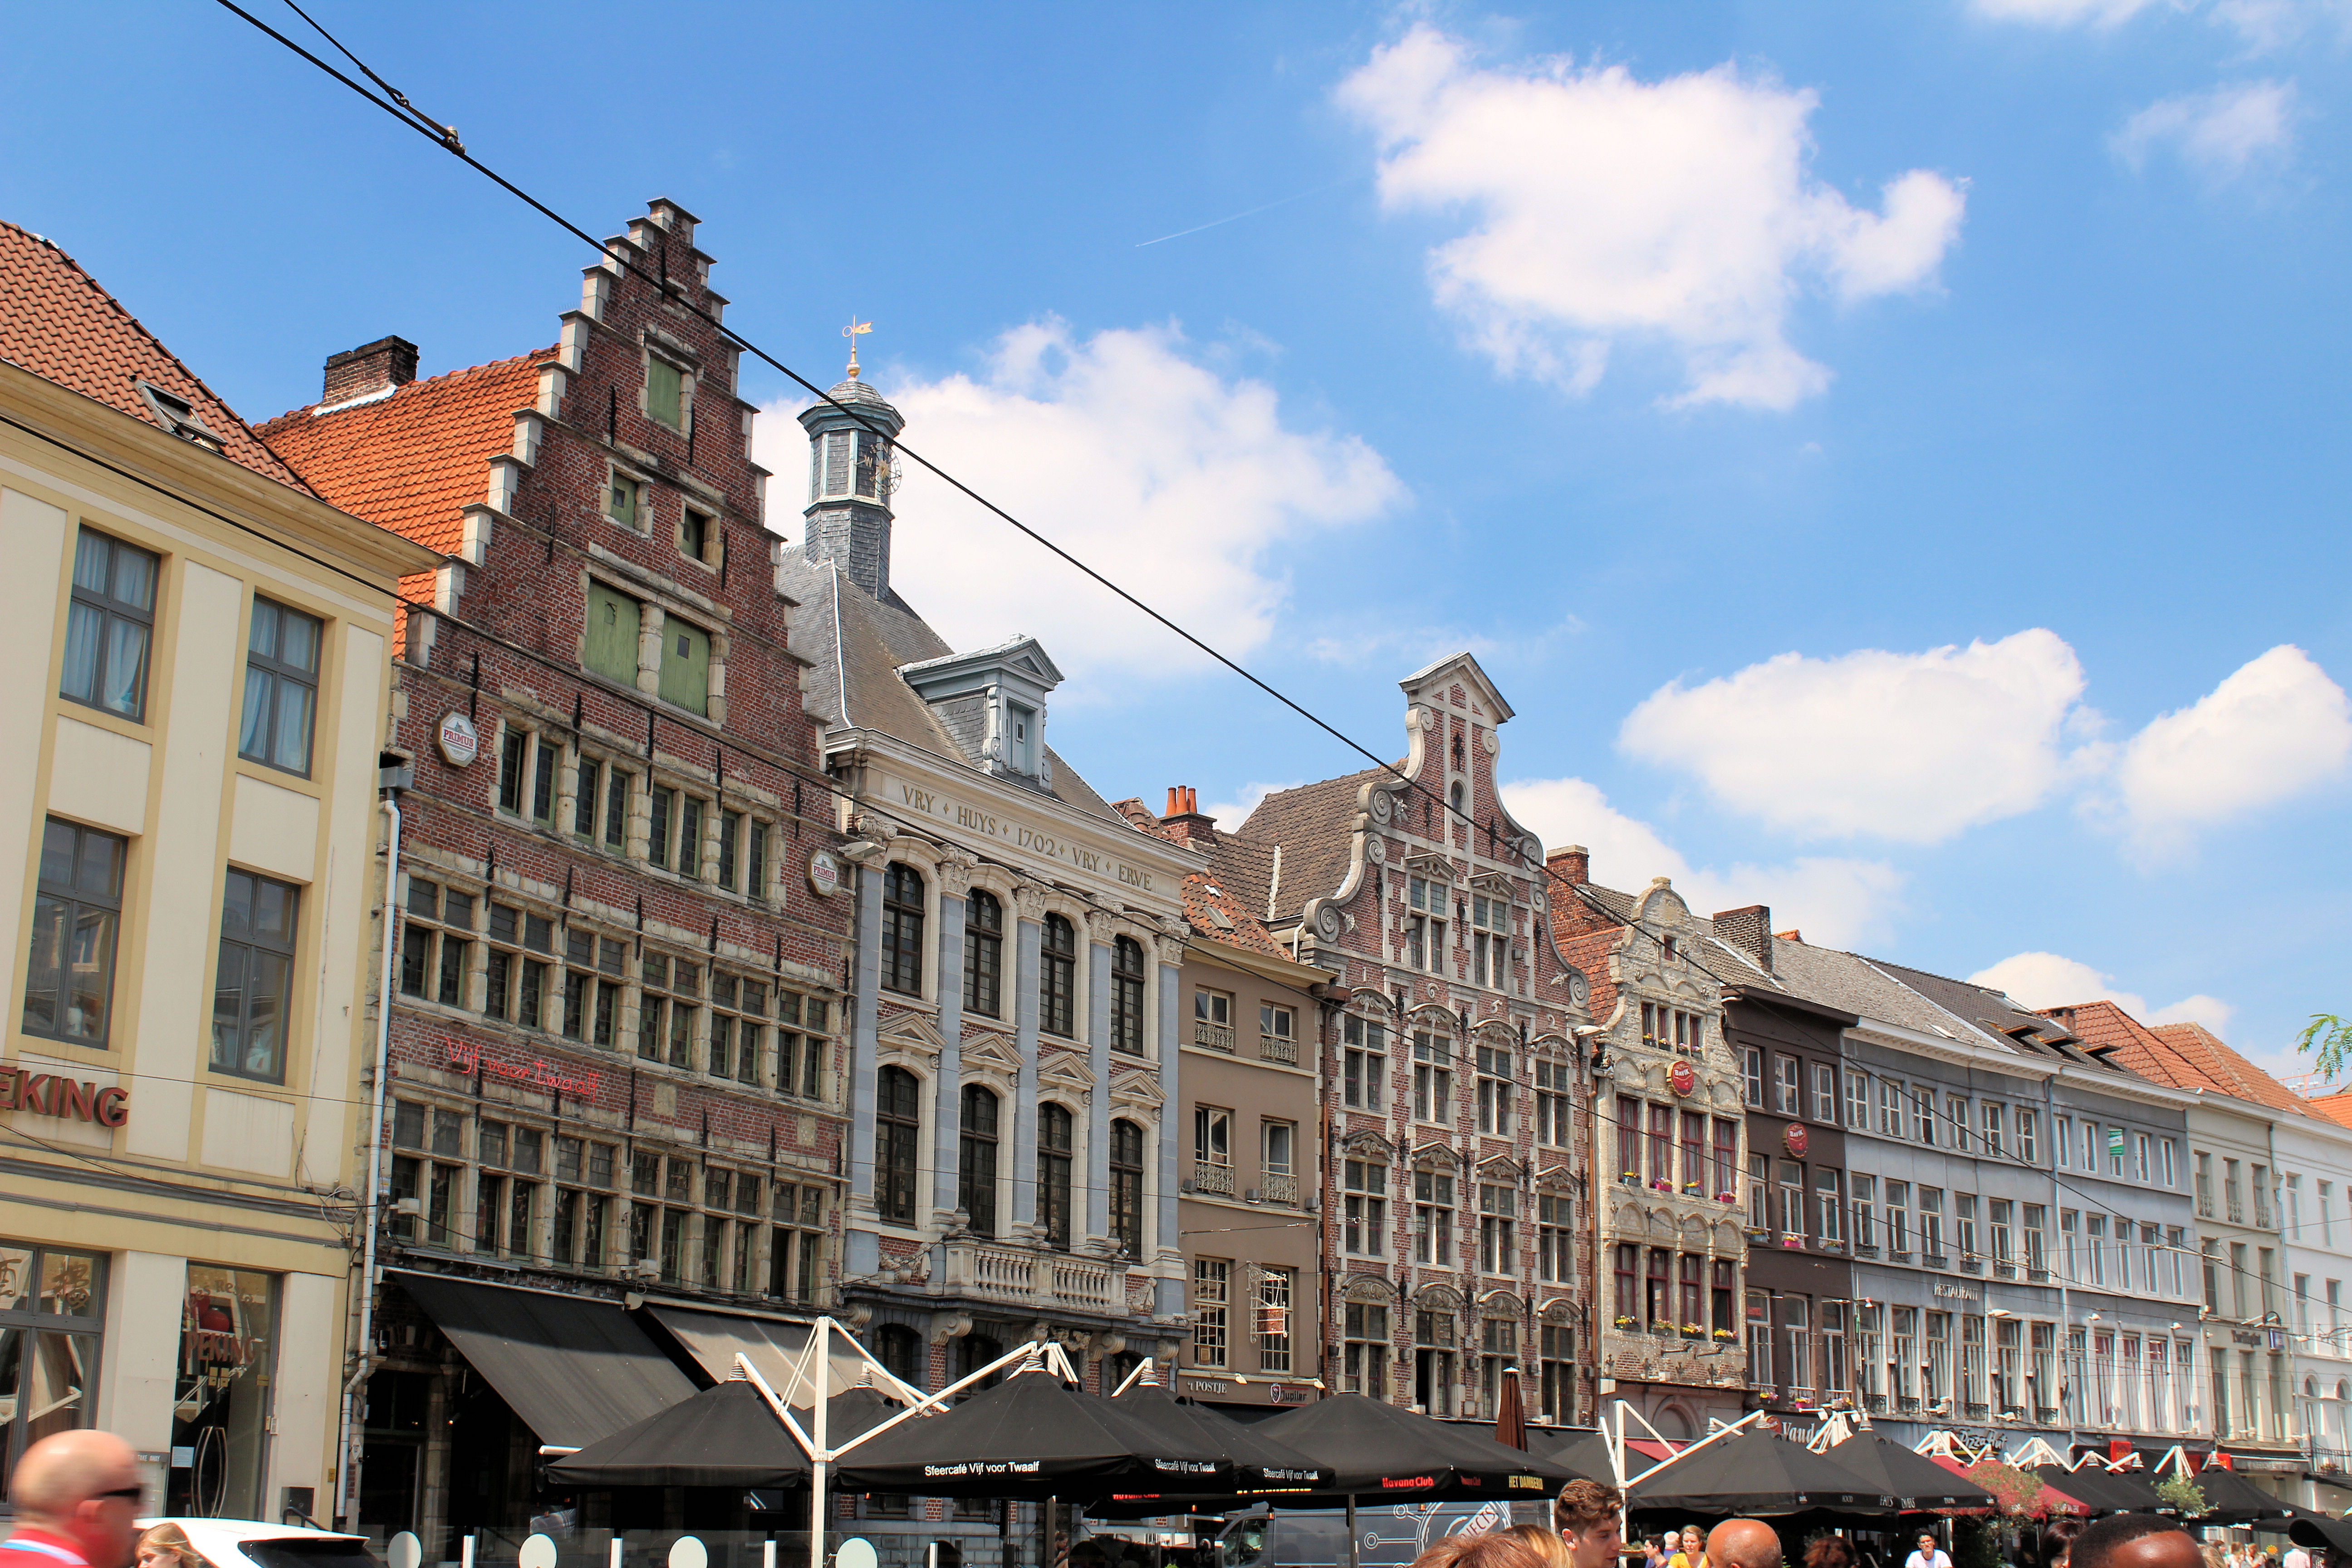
[1220,655,1597,1427]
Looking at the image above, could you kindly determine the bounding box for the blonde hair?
[139,1525,209,1568]
[1412,1528,1577,1568]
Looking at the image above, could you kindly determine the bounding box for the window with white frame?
[1343,1160,1386,1256]
[1343,1014,1386,1105]
[1475,1045,1513,1134]
[1193,1258,1230,1368]
[1535,1058,1572,1146]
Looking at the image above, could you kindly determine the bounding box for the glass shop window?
[168,1264,279,1521]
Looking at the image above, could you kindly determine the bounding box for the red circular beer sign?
[1668,1061,1696,1097]
[1784,1122,1809,1157]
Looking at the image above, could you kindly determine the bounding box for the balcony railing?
[1961,1257,1984,1275]
[1924,1253,1951,1271]
[1994,1261,2017,1279]
[943,1238,1128,1314]
[1259,1031,1298,1066]
[1260,1172,1299,1206]
[1194,1019,1235,1053]
[1865,1392,1889,1414]
[1194,1161,1235,1195]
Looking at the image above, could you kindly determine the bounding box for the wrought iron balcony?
[1194,1161,1235,1195]
[1259,1031,1298,1066]
[1194,1019,1235,1053]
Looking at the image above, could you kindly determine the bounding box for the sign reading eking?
[0,1067,129,1126]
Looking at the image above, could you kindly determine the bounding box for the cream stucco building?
[0,223,434,1520]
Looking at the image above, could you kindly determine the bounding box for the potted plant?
[1682,1181,1701,1193]
[1716,1191,1736,1203]
[1680,1322,1704,1339]
[2153,1478,2210,1518]
[1614,1314,1637,1329]
[1651,1178,1671,1192]
[1713,1327,1736,1341]
[1620,1170,1640,1185]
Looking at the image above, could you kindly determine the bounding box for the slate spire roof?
[0,220,316,491]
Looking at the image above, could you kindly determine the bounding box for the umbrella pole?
[1347,1496,1358,1568]
[811,1321,831,1568]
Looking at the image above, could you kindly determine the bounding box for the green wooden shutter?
[584,583,641,683]
[647,358,683,427]
[660,618,710,714]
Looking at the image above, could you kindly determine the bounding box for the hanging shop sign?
[1783,1122,1809,1157]
[0,1067,128,1126]
[807,848,843,898]
[1669,1061,1696,1097]
[437,712,480,767]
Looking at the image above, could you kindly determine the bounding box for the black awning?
[391,1270,696,1450]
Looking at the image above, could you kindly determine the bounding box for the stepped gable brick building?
[1113,787,1335,1411]
[1220,655,1597,1428]
[261,201,853,1553]
[1546,850,1753,1435]
[773,348,1201,1465]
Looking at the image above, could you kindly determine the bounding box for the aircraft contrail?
[1134,177,1357,248]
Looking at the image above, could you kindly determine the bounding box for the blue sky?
[5,2,2347,1073]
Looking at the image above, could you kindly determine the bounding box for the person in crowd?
[2068,1516,2204,1568]
[2286,1541,2313,1568]
[0,1430,147,1568]
[1674,1527,1712,1568]
[2038,1519,2087,1568]
[1706,1519,1787,1568]
[1411,1526,1575,1568]
[2198,1544,2226,1568]
[1552,1480,1627,1568]
[1805,1534,1858,1568]
[1645,1537,1676,1568]
[1908,1533,1954,1568]
[133,1529,208,1568]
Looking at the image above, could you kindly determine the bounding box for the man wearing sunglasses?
[3,1429,146,1568]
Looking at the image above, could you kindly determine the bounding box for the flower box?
[1715,1191,1737,1203]
[1651,1180,1672,1192]
[1713,1328,1737,1341]
[1613,1315,1637,1329]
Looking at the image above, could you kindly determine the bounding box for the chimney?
[322,336,419,407]
[1546,844,1588,886]
[1713,905,1772,973]
[1161,785,1219,851]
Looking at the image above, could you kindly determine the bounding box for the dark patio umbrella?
[1544,1427,1657,1484]
[2190,1465,2321,1525]
[1828,1435,1997,1510]
[2031,1464,2167,1515]
[830,1369,1237,1499]
[547,1378,810,1488]
[1106,1383,1332,1492]
[1628,1427,1894,1516]
[1252,1392,1580,1499]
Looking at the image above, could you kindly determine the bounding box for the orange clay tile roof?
[0,221,314,492]
[2303,1090,2352,1132]
[1104,797,1294,963]
[256,348,552,554]
[2045,1000,2318,1117]
[2149,1020,2318,1117]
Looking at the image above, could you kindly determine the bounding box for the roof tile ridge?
[11,222,319,497]
[265,343,560,430]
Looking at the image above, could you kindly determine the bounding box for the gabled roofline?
[1400,649,1514,724]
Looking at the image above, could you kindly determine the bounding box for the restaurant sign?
[0,1067,128,1126]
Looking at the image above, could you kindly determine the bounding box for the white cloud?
[1977,0,2350,46]
[1617,629,2094,843]
[1336,25,1965,410]
[2111,644,2352,852]
[1500,775,1905,949]
[752,319,1401,685]
[1971,0,2158,24]
[2114,79,2298,179]
[1200,780,1302,832]
[1968,951,2235,1035]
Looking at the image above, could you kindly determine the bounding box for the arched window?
[881,863,925,995]
[1449,780,1465,812]
[963,889,1002,1018]
[1109,1118,1145,1255]
[1111,936,1146,1054]
[876,1323,923,1387]
[959,1084,1000,1236]
[876,1066,921,1223]
[1039,1102,1074,1250]
[1040,913,1076,1037]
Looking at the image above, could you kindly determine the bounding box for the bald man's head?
[10,1429,143,1568]
[1709,1520,1784,1568]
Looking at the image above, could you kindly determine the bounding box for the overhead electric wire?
[197,7,2339,1338]
[207,0,1710,980]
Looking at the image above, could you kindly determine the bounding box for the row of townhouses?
[4,201,2351,1563]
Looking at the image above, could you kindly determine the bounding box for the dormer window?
[1007,702,1037,774]
[136,381,221,451]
